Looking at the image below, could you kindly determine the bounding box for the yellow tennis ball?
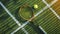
[34,4,38,9]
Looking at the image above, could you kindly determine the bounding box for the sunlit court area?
[0,0,60,34]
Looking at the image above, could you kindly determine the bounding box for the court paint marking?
[42,0,60,20]
[39,26,47,34]
[11,0,58,34]
[0,2,28,34]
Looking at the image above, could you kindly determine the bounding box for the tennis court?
[0,0,60,34]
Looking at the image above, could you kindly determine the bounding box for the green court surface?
[0,0,60,34]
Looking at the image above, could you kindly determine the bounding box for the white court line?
[0,2,20,26]
[39,26,47,34]
[35,0,58,17]
[0,2,28,34]
[42,0,60,20]
[11,21,29,34]
[11,0,58,34]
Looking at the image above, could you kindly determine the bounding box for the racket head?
[18,4,34,21]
